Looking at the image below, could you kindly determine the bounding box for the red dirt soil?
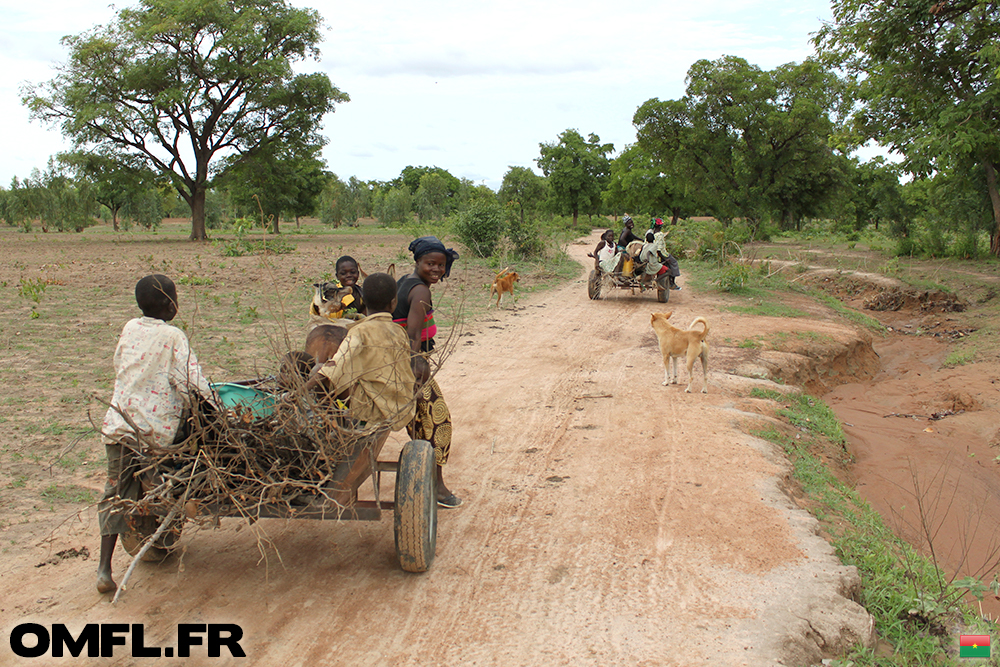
[826,330,1000,620]
[0,231,879,666]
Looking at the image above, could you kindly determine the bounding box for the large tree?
[414,172,453,221]
[635,57,844,231]
[536,129,613,225]
[61,152,162,231]
[398,166,461,197]
[22,0,347,240]
[498,166,546,226]
[603,143,693,224]
[815,0,1000,255]
[221,143,327,232]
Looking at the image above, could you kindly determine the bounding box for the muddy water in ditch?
[824,335,1000,618]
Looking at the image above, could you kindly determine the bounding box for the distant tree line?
[4,0,1000,260]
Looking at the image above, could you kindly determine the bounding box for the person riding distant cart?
[593,229,622,273]
[639,230,669,285]
[617,215,641,250]
[649,218,681,290]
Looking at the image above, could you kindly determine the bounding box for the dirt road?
[2,234,874,666]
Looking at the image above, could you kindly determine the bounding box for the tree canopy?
[22,0,347,240]
[221,143,327,232]
[536,129,613,225]
[498,166,546,226]
[398,166,461,197]
[61,152,163,231]
[635,57,844,232]
[815,0,1000,254]
[603,143,693,224]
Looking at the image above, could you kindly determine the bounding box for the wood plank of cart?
[205,428,440,573]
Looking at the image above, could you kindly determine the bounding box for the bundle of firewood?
[107,386,393,530]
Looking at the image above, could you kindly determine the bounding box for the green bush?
[951,230,983,259]
[919,223,948,258]
[373,187,412,227]
[714,261,752,292]
[895,235,918,257]
[504,205,543,258]
[454,199,503,258]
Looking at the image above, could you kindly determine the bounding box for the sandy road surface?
[2,237,873,667]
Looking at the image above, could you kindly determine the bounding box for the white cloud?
[0,0,834,190]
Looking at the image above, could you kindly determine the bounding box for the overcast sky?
[0,0,834,191]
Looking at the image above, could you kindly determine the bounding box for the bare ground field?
[0,221,996,665]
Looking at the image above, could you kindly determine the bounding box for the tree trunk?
[189,188,208,241]
[270,214,280,235]
[984,160,1000,256]
[111,207,119,232]
[670,208,680,225]
[572,209,578,226]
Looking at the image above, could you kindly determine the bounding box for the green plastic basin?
[211,382,276,418]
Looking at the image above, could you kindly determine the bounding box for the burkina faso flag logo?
[960,634,990,658]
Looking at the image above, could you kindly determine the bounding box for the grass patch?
[216,237,296,257]
[944,347,976,367]
[176,275,215,286]
[39,484,95,504]
[795,330,835,343]
[687,260,807,317]
[724,298,808,318]
[748,388,995,664]
[40,423,92,437]
[806,290,887,334]
[53,450,92,473]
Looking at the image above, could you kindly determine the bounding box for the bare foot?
[97,571,117,594]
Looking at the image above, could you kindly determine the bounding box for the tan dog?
[490,269,520,308]
[650,311,709,393]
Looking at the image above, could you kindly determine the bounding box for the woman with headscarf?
[392,236,463,508]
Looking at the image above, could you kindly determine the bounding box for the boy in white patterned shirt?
[97,274,213,594]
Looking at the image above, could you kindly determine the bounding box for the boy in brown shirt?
[310,273,417,430]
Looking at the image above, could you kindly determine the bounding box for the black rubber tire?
[587,270,602,300]
[120,515,180,562]
[394,439,437,573]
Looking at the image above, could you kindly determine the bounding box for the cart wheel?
[120,515,180,563]
[588,270,602,300]
[394,439,437,573]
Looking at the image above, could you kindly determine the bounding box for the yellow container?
[622,258,634,276]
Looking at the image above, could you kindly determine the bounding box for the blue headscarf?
[409,236,460,278]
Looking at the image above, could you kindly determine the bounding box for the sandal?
[437,493,463,508]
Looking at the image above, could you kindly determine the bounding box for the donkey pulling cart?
[117,381,438,581]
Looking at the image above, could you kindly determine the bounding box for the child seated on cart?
[650,218,682,290]
[593,229,623,274]
[97,274,214,594]
[307,273,417,431]
[639,230,669,284]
